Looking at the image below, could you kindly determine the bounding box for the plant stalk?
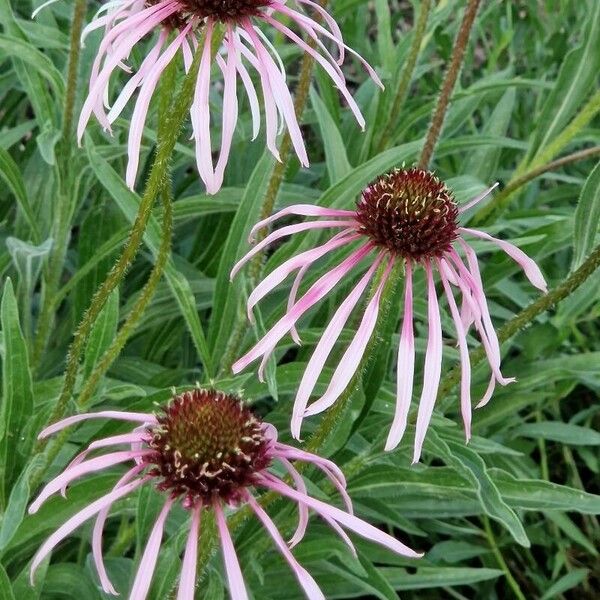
[418,0,481,169]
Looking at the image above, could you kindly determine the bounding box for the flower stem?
[473,144,600,225]
[74,183,173,410]
[418,0,481,170]
[376,0,431,153]
[483,516,527,600]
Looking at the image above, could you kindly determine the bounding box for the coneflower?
[77,0,382,193]
[232,168,547,461]
[30,388,420,599]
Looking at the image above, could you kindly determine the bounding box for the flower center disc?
[177,0,272,21]
[355,168,459,260]
[148,389,270,505]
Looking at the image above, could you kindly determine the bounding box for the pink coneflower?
[77,0,382,194]
[231,168,547,462]
[29,388,420,599]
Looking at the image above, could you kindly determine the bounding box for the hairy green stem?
[483,516,527,600]
[74,184,173,410]
[376,0,431,153]
[218,1,327,377]
[474,144,600,225]
[418,0,481,170]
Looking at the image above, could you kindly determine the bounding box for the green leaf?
[540,569,589,600]
[0,149,42,244]
[428,433,530,547]
[528,0,600,160]
[83,288,119,379]
[383,566,503,590]
[572,161,600,269]
[311,88,352,184]
[0,562,15,600]
[512,421,600,445]
[490,468,600,513]
[0,278,34,505]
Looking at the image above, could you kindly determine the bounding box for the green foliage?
[0,1,598,599]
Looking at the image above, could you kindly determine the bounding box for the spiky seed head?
[146,388,271,506]
[355,167,459,260]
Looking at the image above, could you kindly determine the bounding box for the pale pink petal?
[38,411,157,439]
[29,450,150,514]
[214,26,240,192]
[261,475,422,558]
[275,458,309,547]
[291,253,383,438]
[292,0,345,62]
[93,464,146,595]
[231,220,356,279]
[242,19,308,166]
[30,477,148,584]
[246,494,325,599]
[274,4,383,88]
[129,497,175,600]
[385,259,415,451]
[191,19,218,193]
[233,37,261,139]
[244,229,359,318]
[304,257,394,418]
[126,24,191,189]
[233,243,373,374]
[289,265,309,344]
[177,504,202,600]
[438,259,472,442]
[412,261,443,464]
[214,501,249,600]
[458,183,499,213]
[248,205,357,243]
[477,374,496,409]
[459,228,547,292]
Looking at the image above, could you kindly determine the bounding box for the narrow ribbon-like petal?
[214,501,249,600]
[177,504,202,600]
[386,259,415,451]
[413,261,443,463]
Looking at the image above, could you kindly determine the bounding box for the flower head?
[30,388,420,599]
[78,0,382,193]
[231,168,548,462]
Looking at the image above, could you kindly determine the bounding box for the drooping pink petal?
[38,411,156,440]
[293,0,345,63]
[291,253,383,438]
[274,3,383,88]
[438,259,472,442]
[477,374,497,409]
[242,18,309,166]
[192,19,218,193]
[93,464,146,595]
[385,260,415,451]
[233,242,373,374]
[289,264,310,344]
[129,497,175,600]
[275,458,309,547]
[412,261,443,464]
[214,501,249,600]
[246,494,325,600]
[247,205,357,243]
[304,256,393,418]
[214,25,240,192]
[459,228,547,292]
[177,504,202,600]
[458,183,499,213]
[261,475,422,559]
[30,477,148,584]
[231,220,356,279]
[29,450,150,514]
